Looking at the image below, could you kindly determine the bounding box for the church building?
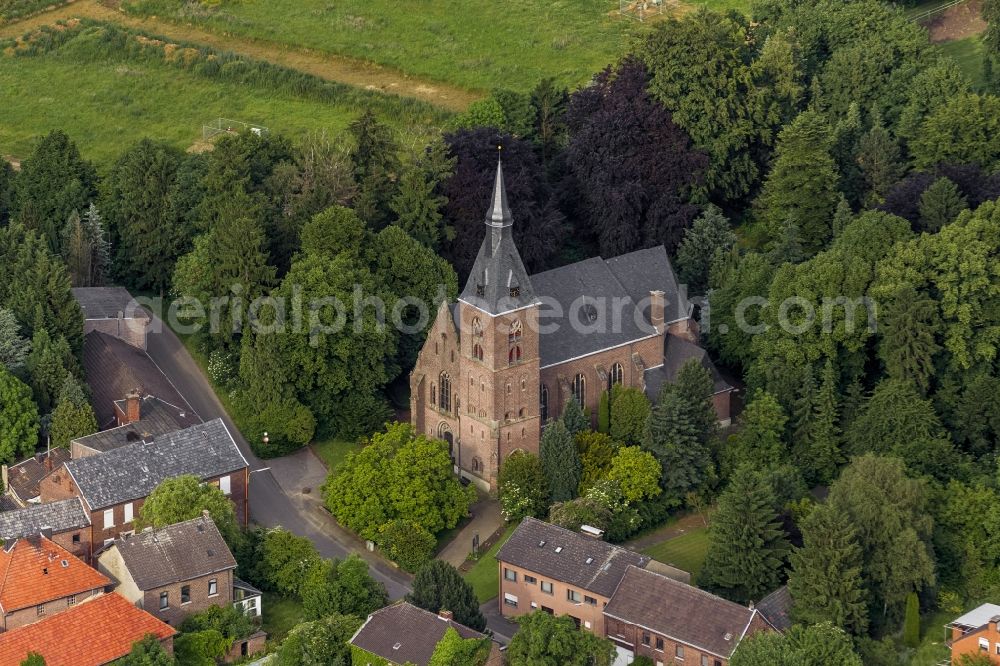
[410,160,732,490]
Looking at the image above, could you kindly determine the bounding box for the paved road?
[142,314,412,600]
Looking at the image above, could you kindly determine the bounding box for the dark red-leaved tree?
[440,128,566,281]
[565,58,707,258]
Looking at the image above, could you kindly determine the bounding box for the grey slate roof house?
[603,566,777,665]
[1,449,71,508]
[98,513,242,626]
[39,418,251,557]
[0,498,90,540]
[71,394,200,459]
[350,602,501,666]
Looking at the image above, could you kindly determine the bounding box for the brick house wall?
[604,612,772,666]
[82,317,148,350]
[952,621,1000,664]
[49,527,92,566]
[497,561,609,635]
[141,569,234,627]
[40,467,249,559]
[1,588,104,632]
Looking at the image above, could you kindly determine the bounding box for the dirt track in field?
[0,0,480,112]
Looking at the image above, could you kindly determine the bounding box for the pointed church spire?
[487,153,513,228]
[459,151,535,315]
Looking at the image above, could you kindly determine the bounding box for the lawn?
[640,526,710,579]
[463,523,517,603]
[311,437,362,472]
[123,0,639,91]
[261,593,305,642]
[938,34,986,89]
[0,23,445,163]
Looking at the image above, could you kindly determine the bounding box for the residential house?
[82,330,197,430]
[71,391,199,460]
[0,498,91,564]
[409,161,732,490]
[947,604,1000,664]
[494,517,649,635]
[38,418,250,557]
[0,591,175,665]
[349,602,502,666]
[756,586,793,633]
[98,513,239,626]
[603,566,777,666]
[72,287,151,350]
[1,449,71,508]
[0,536,110,632]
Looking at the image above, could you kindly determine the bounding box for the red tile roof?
[0,593,175,666]
[0,536,110,612]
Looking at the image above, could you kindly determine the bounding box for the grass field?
[464,523,517,603]
[939,33,986,89]
[0,23,446,163]
[311,437,362,472]
[123,0,639,91]
[640,526,711,579]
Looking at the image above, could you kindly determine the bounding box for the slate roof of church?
[0,498,90,540]
[64,418,248,511]
[459,160,538,315]
[644,335,732,400]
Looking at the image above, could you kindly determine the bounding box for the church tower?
[455,158,542,487]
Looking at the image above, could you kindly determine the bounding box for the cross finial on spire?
[487,152,513,228]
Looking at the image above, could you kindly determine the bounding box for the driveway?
[142,314,412,600]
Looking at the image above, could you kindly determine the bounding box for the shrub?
[377,519,436,572]
[903,592,920,647]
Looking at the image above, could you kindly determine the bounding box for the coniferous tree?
[13,130,98,254]
[539,420,582,503]
[856,112,903,205]
[50,375,98,448]
[918,177,968,232]
[61,210,90,288]
[608,385,650,446]
[757,110,840,254]
[830,103,863,208]
[788,504,869,636]
[831,195,853,238]
[349,110,400,230]
[0,161,14,225]
[878,285,940,395]
[529,78,569,167]
[644,385,712,503]
[789,369,816,446]
[25,328,73,414]
[561,398,588,436]
[0,309,31,372]
[390,141,455,250]
[81,203,111,286]
[675,205,736,294]
[0,367,39,464]
[768,216,807,265]
[799,359,843,485]
[597,390,610,434]
[407,560,486,631]
[725,390,787,473]
[699,466,789,604]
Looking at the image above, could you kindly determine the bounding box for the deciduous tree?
[275,613,361,666]
[497,450,549,521]
[300,554,388,620]
[507,611,616,666]
[136,475,240,547]
[429,628,492,666]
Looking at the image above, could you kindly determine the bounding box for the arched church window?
[439,373,451,412]
[474,343,484,361]
[508,319,522,344]
[508,345,522,365]
[572,373,586,407]
[472,317,482,337]
[610,362,624,389]
[540,384,548,422]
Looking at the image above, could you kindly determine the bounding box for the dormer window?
[510,285,520,298]
[476,284,485,297]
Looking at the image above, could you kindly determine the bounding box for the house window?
[541,581,553,594]
[219,475,231,495]
[524,575,537,584]
[610,362,624,389]
[159,591,169,610]
[567,589,582,603]
[508,345,522,364]
[503,593,518,608]
[540,385,548,422]
[181,586,191,604]
[208,579,218,597]
[504,568,517,582]
[72,534,80,544]
[701,657,710,666]
[655,637,664,651]
[123,502,133,524]
[67,595,76,607]
[675,645,685,659]
[36,604,45,617]
[642,633,651,647]
[508,319,522,344]
[439,373,452,412]
[572,373,586,407]
[103,509,114,528]
[584,595,597,606]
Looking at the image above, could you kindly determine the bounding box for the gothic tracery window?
[439,372,451,412]
[572,373,586,407]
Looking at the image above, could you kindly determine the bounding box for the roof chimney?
[649,290,665,333]
[438,609,453,622]
[748,600,755,611]
[125,390,142,424]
